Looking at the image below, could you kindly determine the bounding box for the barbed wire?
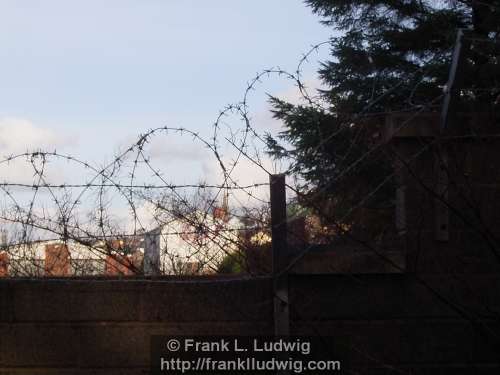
[0,21,498,373]
[0,41,334,277]
[0,34,498,285]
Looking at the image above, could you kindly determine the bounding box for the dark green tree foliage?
[268,1,500,239]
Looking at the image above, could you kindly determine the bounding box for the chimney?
[213,188,230,222]
[0,229,7,247]
[0,251,9,277]
[105,252,135,276]
[144,227,161,275]
[45,243,70,276]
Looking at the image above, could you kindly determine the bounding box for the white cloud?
[147,136,205,163]
[0,117,76,155]
[0,117,77,185]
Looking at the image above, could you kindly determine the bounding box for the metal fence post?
[270,174,289,337]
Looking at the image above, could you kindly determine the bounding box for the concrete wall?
[386,113,500,276]
[1,274,499,374]
[0,277,273,374]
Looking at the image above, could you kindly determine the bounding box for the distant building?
[0,237,144,277]
[0,199,239,277]
[147,202,241,275]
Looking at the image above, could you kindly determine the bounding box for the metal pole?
[270,174,289,338]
